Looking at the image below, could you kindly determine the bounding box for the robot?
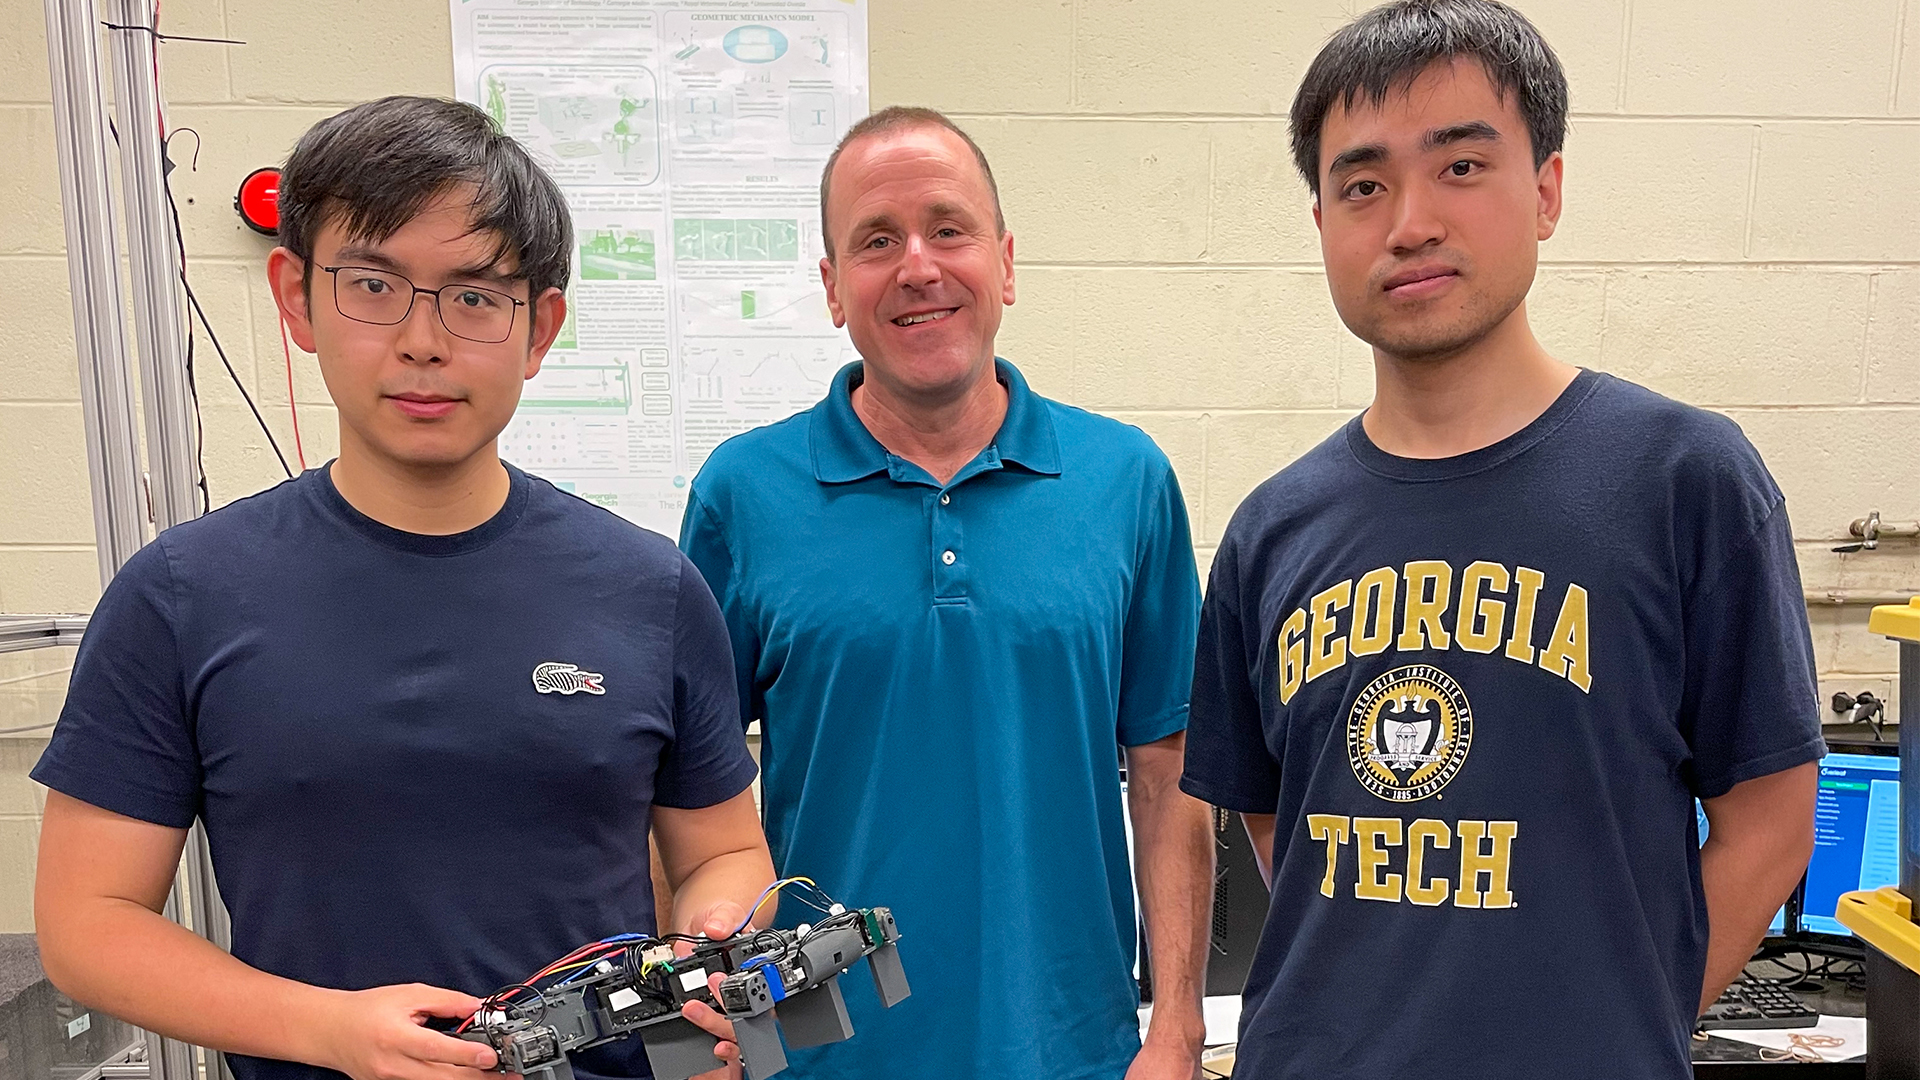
[454,879,908,1080]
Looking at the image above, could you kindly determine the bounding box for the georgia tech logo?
[1346,664,1472,802]
[532,661,606,696]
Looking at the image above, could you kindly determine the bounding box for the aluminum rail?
[43,0,147,581]
[100,11,236,1080]
[105,0,199,532]
[0,615,90,654]
[43,2,203,1077]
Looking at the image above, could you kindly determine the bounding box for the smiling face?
[819,124,1015,404]
[268,188,565,474]
[1314,57,1563,363]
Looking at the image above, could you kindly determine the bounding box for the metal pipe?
[99,19,235,1080]
[105,0,199,533]
[45,4,200,1077]
[187,824,237,1080]
[43,0,147,582]
[151,889,199,1080]
[1805,591,1920,607]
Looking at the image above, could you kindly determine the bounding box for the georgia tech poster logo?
[1346,664,1473,802]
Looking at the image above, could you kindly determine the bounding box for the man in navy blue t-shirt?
[1181,4,1822,1077]
[32,97,772,1080]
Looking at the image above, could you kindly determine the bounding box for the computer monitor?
[1696,802,1789,936]
[1798,747,1901,941]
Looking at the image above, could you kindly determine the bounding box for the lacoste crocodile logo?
[532,661,606,696]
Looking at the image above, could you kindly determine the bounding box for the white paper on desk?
[1709,1015,1867,1061]
[1137,995,1243,1047]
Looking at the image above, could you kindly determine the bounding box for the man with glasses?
[321,264,529,344]
[32,96,773,1080]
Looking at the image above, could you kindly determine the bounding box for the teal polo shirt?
[681,358,1201,1080]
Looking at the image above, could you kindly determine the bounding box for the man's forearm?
[44,897,338,1067]
[653,790,778,940]
[1128,744,1215,1051]
[1698,832,1807,1013]
[650,833,678,932]
[1697,763,1818,1014]
[1241,814,1276,889]
[669,848,779,935]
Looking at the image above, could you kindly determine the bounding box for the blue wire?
[724,882,785,937]
[545,934,656,986]
[546,886,840,987]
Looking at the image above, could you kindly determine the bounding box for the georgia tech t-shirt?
[1181,370,1822,1080]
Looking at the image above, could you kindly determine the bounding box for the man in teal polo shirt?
[679,106,1213,1080]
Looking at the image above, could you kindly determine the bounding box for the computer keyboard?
[1697,975,1820,1031]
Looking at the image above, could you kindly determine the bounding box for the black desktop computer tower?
[1135,805,1268,1006]
[1207,805,1269,999]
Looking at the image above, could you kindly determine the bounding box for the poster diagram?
[479,66,662,186]
[452,0,868,537]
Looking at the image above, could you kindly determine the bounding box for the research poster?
[451,0,869,537]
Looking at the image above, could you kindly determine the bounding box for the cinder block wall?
[0,0,1916,931]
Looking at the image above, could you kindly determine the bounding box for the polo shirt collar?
[810,357,1062,484]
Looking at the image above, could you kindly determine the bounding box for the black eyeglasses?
[320,265,526,344]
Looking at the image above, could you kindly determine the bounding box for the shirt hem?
[30,758,198,829]
[1693,733,1827,800]
[652,755,760,811]
[1177,774,1274,814]
[1119,705,1189,748]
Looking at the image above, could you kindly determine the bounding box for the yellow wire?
[742,876,820,931]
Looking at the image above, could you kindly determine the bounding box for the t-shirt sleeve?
[679,491,761,728]
[1116,462,1202,747]
[1180,542,1282,814]
[653,551,760,810]
[30,541,202,829]
[1681,500,1824,800]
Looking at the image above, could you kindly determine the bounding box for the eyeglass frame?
[317,265,529,344]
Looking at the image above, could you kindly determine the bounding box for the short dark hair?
[1289,0,1568,197]
[818,106,1004,260]
[278,96,573,299]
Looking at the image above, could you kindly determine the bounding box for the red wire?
[530,942,625,981]
[151,0,166,138]
[454,941,633,1033]
[279,316,307,470]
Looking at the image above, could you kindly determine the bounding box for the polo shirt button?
[940,493,950,505]
[942,550,956,565]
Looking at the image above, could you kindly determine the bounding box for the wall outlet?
[1819,677,1898,726]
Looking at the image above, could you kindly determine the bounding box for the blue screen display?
[1696,802,1788,935]
[1800,751,1902,937]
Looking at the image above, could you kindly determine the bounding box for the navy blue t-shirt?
[32,463,758,1080]
[1181,371,1822,1079]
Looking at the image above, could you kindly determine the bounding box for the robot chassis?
[457,904,909,1080]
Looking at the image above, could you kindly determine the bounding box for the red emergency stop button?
[236,167,280,236]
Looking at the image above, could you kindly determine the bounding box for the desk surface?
[1693,960,1865,1074]
[1190,960,1871,1077]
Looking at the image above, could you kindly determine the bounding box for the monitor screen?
[1696,803,1788,935]
[1800,750,1901,938]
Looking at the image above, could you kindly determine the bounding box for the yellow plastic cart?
[1838,598,1920,1079]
